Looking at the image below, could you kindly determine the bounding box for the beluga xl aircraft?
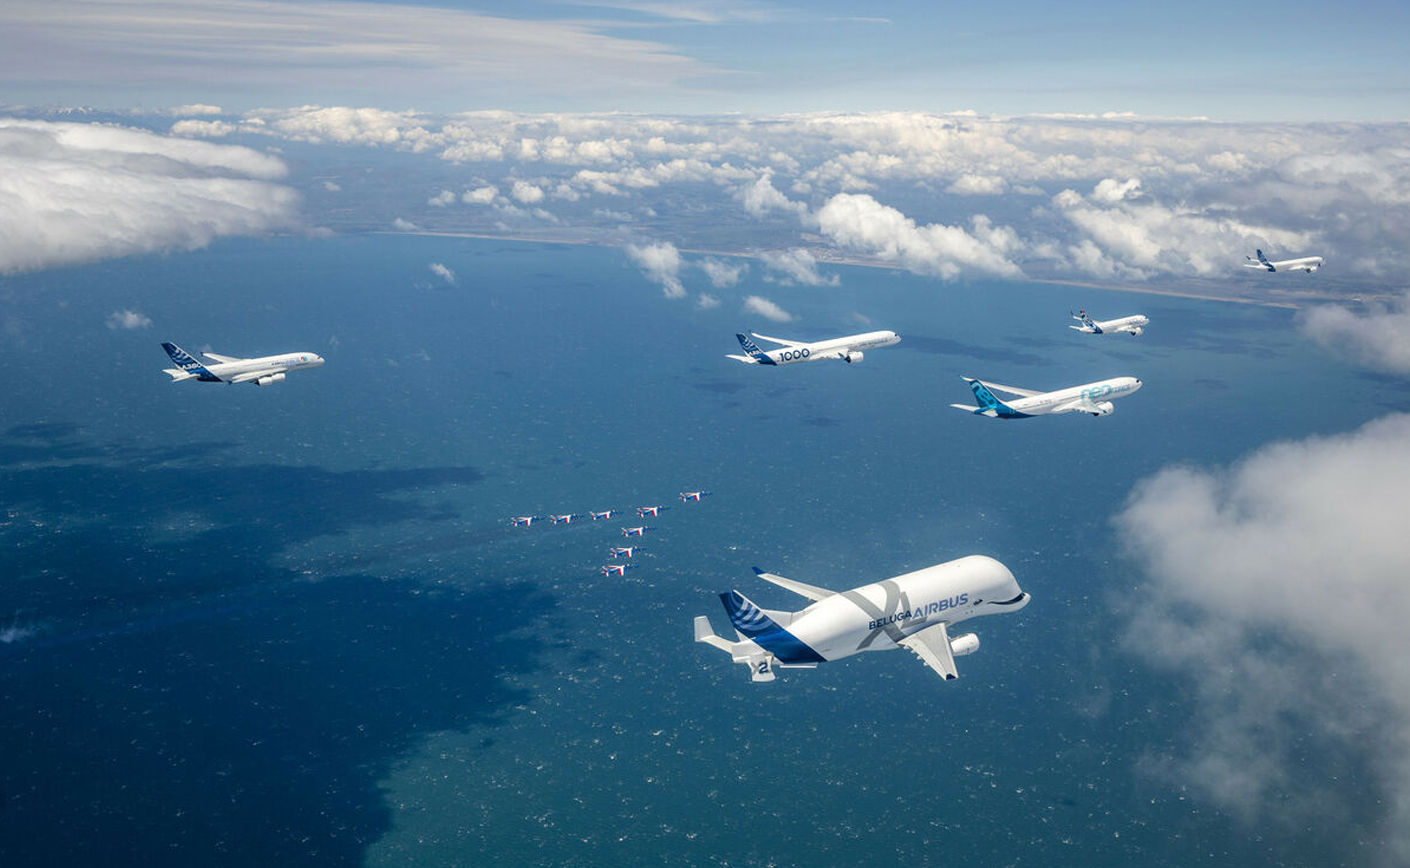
[161,342,324,386]
[1244,249,1324,273]
[695,556,1029,683]
[727,329,899,365]
[951,375,1141,418]
[1070,309,1148,336]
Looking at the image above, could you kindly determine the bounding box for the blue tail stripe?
[719,591,825,664]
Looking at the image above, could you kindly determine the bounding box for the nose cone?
[1130,377,1142,391]
[314,355,326,366]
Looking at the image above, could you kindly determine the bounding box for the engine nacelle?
[844,351,864,364]
[949,632,980,657]
[1128,327,1144,336]
[1090,401,1115,417]
[255,373,286,386]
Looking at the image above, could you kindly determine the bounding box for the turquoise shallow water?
[1,235,1401,866]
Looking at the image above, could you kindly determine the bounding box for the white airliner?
[1244,249,1324,273]
[1070,309,1148,336]
[727,330,900,365]
[694,555,1029,683]
[950,375,1141,418]
[162,342,324,386]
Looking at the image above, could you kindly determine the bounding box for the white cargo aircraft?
[162,342,324,386]
[1070,309,1148,336]
[950,375,1141,418]
[1244,249,1324,273]
[695,555,1029,683]
[727,330,900,365]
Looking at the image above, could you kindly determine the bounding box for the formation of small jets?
[510,492,712,577]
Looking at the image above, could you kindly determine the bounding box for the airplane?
[950,375,1141,418]
[694,555,1029,683]
[637,505,668,517]
[1070,309,1148,336]
[550,514,581,525]
[610,546,640,559]
[679,491,713,502]
[727,330,900,366]
[510,516,542,527]
[621,526,655,537]
[590,509,621,521]
[161,342,324,386]
[602,563,639,577]
[1244,249,1324,273]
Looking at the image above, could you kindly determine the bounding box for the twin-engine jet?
[951,375,1141,418]
[1244,249,1324,273]
[695,555,1029,683]
[161,342,324,386]
[727,330,900,366]
[1070,310,1148,336]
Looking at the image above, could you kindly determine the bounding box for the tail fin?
[719,590,824,664]
[964,377,1007,414]
[720,589,780,639]
[1256,249,1270,265]
[161,342,218,381]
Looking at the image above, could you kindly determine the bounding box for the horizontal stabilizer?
[751,567,834,602]
[950,403,996,416]
[694,616,733,652]
[163,368,195,382]
[726,354,758,364]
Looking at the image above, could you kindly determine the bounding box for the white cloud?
[698,256,746,288]
[106,309,152,330]
[1300,293,1410,375]
[171,104,223,116]
[1090,177,1142,203]
[740,172,809,219]
[510,179,545,204]
[462,185,498,204]
[815,193,1023,280]
[625,241,685,298]
[0,118,299,275]
[945,174,1006,195]
[321,180,341,192]
[392,217,418,230]
[428,262,455,284]
[758,248,838,286]
[170,119,237,138]
[427,189,457,207]
[695,293,720,309]
[1117,413,1410,858]
[743,294,792,322]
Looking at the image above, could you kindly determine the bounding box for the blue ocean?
[1,235,1396,866]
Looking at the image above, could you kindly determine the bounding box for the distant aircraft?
[510,516,541,527]
[637,505,667,517]
[621,526,654,537]
[727,330,900,366]
[679,491,713,502]
[590,509,621,521]
[694,556,1029,683]
[550,514,580,525]
[602,563,638,577]
[1070,310,1148,336]
[950,375,1141,418]
[1244,249,1324,273]
[161,342,324,386]
[610,546,640,559]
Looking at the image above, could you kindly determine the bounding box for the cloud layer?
[1301,292,1410,374]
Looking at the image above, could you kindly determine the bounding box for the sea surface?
[1,234,1399,866]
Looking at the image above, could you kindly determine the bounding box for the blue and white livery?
[694,556,1029,683]
[679,491,712,502]
[161,342,324,386]
[510,516,541,527]
[610,546,640,559]
[1070,309,1148,336]
[590,509,621,521]
[727,330,900,366]
[551,514,580,525]
[951,375,1142,419]
[621,526,654,537]
[602,563,638,577]
[1244,249,1324,273]
[637,505,667,517]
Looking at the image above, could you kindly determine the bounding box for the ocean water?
[1,235,1400,867]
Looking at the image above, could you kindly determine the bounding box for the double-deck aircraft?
[727,330,900,366]
[695,556,1029,683]
[161,342,324,386]
[1070,310,1148,336]
[951,375,1141,418]
[1244,249,1324,273]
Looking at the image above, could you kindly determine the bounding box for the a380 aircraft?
[694,555,1029,683]
[161,342,324,386]
[951,375,1142,418]
[1244,249,1324,273]
[1070,310,1148,336]
[727,330,900,365]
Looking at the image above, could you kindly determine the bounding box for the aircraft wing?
[726,354,759,364]
[897,622,959,681]
[975,379,1042,398]
[228,367,287,384]
[751,567,835,602]
[749,332,805,348]
[202,352,247,363]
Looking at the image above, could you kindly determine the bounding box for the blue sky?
[2,0,1408,119]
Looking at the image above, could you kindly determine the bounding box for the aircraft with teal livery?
[951,375,1141,418]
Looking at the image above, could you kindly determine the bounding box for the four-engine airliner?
[1244,249,1324,273]
[951,375,1142,418]
[727,330,900,365]
[1070,310,1148,336]
[161,342,324,386]
[694,556,1029,682]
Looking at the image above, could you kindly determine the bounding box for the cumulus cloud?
[945,174,1006,196]
[625,240,685,298]
[170,119,237,138]
[0,118,299,275]
[171,104,223,116]
[740,173,810,220]
[1118,414,1410,860]
[106,309,152,330]
[392,217,418,230]
[510,179,545,204]
[698,256,746,288]
[815,193,1023,280]
[427,189,457,207]
[428,262,455,284]
[758,248,838,286]
[743,295,792,322]
[463,185,498,204]
[1300,292,1410,375]
[695,293,720,310]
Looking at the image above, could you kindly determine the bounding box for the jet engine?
[1128,327,1144,336]
[949,632,980,657]
[255,373,286,386]
[1089,401,1115,417]
[844,351,864,364]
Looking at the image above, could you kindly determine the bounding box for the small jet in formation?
[679,491,712,502]
[590,509,621,521]
[727,330,900,366]
[951,375,1141,418]
[1244,249,1324,273]
[161,342,324,386]
[602,563,638,577]
[695,556,1029,683]
[637,505,668,517]
[621,526,655,537]
[510,516,542,527]
[551,514,581,525]
[1070,310,1148,336]
[610,546,640,559]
